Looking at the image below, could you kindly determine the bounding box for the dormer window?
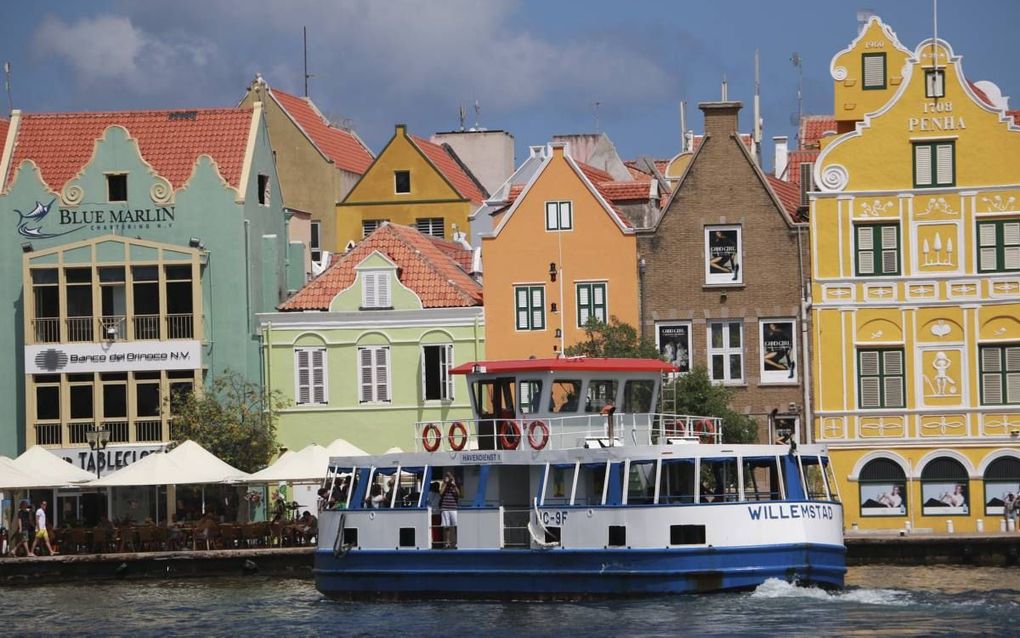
[361,270,392,309]
[394,170,411,194]
[925,70,945,98]
[107,174,128,202]
[862,53,886,90]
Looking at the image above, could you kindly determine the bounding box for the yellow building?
[336,124,486,249]
[811,17,1020,533]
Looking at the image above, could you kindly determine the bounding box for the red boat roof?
[450,358,677,375]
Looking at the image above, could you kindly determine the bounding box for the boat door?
[473,377,516,450]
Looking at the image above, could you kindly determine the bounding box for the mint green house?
[260,222,485,453]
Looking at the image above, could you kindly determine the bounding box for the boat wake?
[750,578,912,606]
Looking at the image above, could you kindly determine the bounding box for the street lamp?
[85,425,111,479]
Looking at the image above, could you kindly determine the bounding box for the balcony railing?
[99,315,126,341]
[34,423,62,446]
[166,314,194,339]
[133,315,161,340]
[135,419,163,442]
[103,420,131,443]
[68,421,95,445]
[33,318,60,343]
[66,316,94,342]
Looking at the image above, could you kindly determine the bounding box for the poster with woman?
[984,482,1020,516]
[656,322,691,374]
[860,483,907,516]
[705,226,742,284]
[760,320,797,383]
[921,482,969,515]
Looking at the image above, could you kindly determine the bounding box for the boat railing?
[412,413,722,453]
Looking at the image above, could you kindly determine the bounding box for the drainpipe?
[796,224,813,444]
[244,220,252,334]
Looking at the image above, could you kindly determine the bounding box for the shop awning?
[87,440,249,487]
[12,446,95,486]
[246,444,332,483]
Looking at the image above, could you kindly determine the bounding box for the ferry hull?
[313,543,846,598]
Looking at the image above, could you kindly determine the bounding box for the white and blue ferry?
[314,358,845,598]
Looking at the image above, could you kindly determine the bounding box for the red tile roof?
[271,88,374,174]
[599,180,652,201]
[410,135,486,204]
[280,222,481,311]
[0,118,8,156]
[427,234,474,273]
[574,162,636,229]
[623,159,669,178]
[784,149,820,188]
[6,108,253,191]
[766,175,804,222]
[1009,110,1020,126]
[798,115,837,149]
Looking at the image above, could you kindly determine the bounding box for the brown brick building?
[638,101,810,441]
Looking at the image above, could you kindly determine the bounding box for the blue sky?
[2,1,1017,172]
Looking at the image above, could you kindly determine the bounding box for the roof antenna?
[3,62,11,115]
[679,100,687,152]
[303,26,314,97]
[721,76,728,101]
[594,101,601,133]
[473,99,480,129]
[753,49,762,165]
[931,0,939,70]
[790,52,803,133]
[458,104,466,131]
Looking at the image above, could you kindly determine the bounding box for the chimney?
[773,135,789,178]
[700,101,742,138]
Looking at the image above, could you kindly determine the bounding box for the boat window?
[700,458,740,502]
[327,467,354,510]
[743,457,783,501]
[659,460,697,504]
[574,463,607,505]
[519,380,543,415]
[544,464,575,505]
[373,467,426,508]
[626,461,656,505]
[473,379,516,418]
[822,457,841,502]
[549,379,582,413]
[801,457,829,500]
[622,380,655,413]
[585,380,618,413]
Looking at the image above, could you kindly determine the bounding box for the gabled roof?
[766,175,805,222]
[799,115,838,149]
[784,148,821,187]
[280,222,481,311]
[269,88,374,174]
[5,108,254,192]
[409,135,486,204]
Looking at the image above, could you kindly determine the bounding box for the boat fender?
[448,422,468,451]
[422,423,443,452]
[698,419,717,443]
[499,421,522,450]
[528,420,550,450]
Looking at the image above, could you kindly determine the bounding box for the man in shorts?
[12,500,34,557]
[30,500,57,556]
[439,472,460,549]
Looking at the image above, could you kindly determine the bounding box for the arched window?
[920,457,969,516]
[983,456,1020,516]
[859,458,906,517]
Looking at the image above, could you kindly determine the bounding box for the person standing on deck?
[440,472,460,549]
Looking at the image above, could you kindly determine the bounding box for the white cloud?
[33,14,217,92]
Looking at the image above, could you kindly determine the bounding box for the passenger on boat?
[440,472,460,549]
[366,484,386,509]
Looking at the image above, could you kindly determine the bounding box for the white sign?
[50,443,167,477]
[25,341,201,374]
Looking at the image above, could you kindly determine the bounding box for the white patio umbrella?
[326,438,368,457]
[0,456,39,490]
[88,440,249,487]
[13,446,95,485]
[384,446,405,454]
[247,444,332,483]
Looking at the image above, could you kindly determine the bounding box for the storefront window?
[984,456,1020,516]
[920,457,969,516]
[859,458,907,517]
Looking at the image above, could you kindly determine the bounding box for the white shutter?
[915,146,932,186]
[935,144,954,185]
[884,377,904,407]
[531,287,544,329]
[1005,223,1020,270]
[296,349,311,404]
[443,344,454,400]
[857,226,875,274]
[363,272,377,308]
[359,348,374,402]
[863,54,885,88]
[311,348,326,404]
[1007,348,1020,404]
[420,346,429,400]
[881,226,898,274]
[983,374,1003,404]
[979,224,998,247]
[983,347,1003,373]
[860,378,882,408]
[594,284,606,321]
[883,350,903,375]
[560,202,572,229]
[375,347,390,402]
[859,351,880,376]
[378,273,391,307]
[578,285,590,326]
[516,288,530,329]
[546,203,558,230]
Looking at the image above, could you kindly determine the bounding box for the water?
[2,566,1018,636]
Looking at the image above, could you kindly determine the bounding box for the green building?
[0,104,302,467]
[260,222,484,453]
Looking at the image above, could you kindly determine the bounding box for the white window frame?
[422,343,454,402]
[415,217,445,238]
[707,320,744,384]
[294,347,328,405]
[575,281,607,327]
[362,219,387,238]
[361,270,392,309]
[758,318,798,385]
[545,201,573,231]
[514,284,546,331]
[704,225,743,286]
[358,346,391,403]
[925,69,945,98]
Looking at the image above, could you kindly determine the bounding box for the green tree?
[168,371,288,473]
[667,366,759,444]
[564,316,660,358]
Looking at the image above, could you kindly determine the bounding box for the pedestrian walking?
[29,500,58,556]
[11,500,33,557]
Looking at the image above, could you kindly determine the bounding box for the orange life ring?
[698,419,717,444]
[448,422,468,451]
[499,421,522,450]
[528,420,550,450]
[422,423,442,452]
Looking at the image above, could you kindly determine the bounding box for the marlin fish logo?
[14,198,82,239]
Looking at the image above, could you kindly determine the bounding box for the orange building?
[481,143,644,359]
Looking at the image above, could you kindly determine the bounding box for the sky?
[2,1,1018,173]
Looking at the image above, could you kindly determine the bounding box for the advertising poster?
[859,482,907,516]
[984,481,1020,516]
[656,322,691,374]
[922,481,969,515]
[760,320,797,383]
[706,227,741,284]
